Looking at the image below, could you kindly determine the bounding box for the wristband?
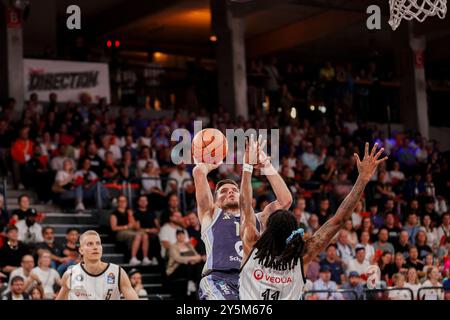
[261,163,277,176]
[243,163,253,173]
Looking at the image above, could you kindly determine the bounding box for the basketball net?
[389,0,447,30]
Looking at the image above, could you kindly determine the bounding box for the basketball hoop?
[388,0,447,30]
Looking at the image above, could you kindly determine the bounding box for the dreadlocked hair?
[254,210,305,271]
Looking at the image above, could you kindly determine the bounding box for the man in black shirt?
[395,230,411,258]
[0,225,29,276]
[312,157,337,184]
[11,195,37,221]
[35,226,65,268]
[2,276,30,300]
[405,246,425,278]
[133,195,161,265]
[79,143,104,177]
[384,212,401,245]
[186,211,205,256]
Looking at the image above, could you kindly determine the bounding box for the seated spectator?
[81,142,104,177]
[395,231,411,258]
[375,170,395,202]
[357,217,378,243]
[422,253,437,276]
[404,267,421,300]
[137,146,159,175]
[109,195,140,265]
[312,265,343,300]
[160,193,184,226]
[128,269,148,300]
[319,244,344,285]
[347,245,370,277]
[436,213,450,247]
[389,161,405,185]
[159,211,189,259]
[98,135,122,162]
[403,213,421,245]
[185,212,205,256]
[25,145,53,203]
[388,273,412,300]
[73,158,110,211]
[372,228,395,254]
[35,227,64,268]
[293,197,311,227]
[10,127,34,190]
[133,195,161,266]
[166,163,192,193]
[405,246,425,278]
[388,253,409,282]
[29,284,44,300]
[2,276,29,300]
[32,250,61,299]
[11,195,36,221]
[49,144,75,172]
[419,267,444,300]
[7,254,38,293]
[421,214,438,250]
[437,236,450,262]
[166,230,203,299]
[368,202,384,231]
[378,251,393,284]
[343,220,358,248]
[351,200,364,230]
[342,271,364,300]
[336,229,354,268]
[102,151,119,183]
[358,231,375,263]
[415,230,433,260]
[56,228,81,275]
[16,210,43,245]
[141,161,165,206]
[119,150,138,181]
[0,226,29,276]
[316,198,332,226]
[305,254,321,282]
[384,212,401,245]
[306,213,320,234]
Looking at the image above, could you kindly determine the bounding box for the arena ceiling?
[40,0,450,61]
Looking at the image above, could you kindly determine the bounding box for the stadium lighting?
[319,106,327,113]
[290,107,297,119]
[115,40,121,48]
[310,105,315,111]
[210,35,217,42]
[106,40,112,48]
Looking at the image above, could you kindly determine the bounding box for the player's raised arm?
[303,143,387,264]
[55,271,70,300]
[119,267,139,300]
[256,136,293,230]
[192,162,220,223]
[240,137,260,262]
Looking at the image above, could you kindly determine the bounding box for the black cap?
[320,265,332,273]
[128,268,140,277]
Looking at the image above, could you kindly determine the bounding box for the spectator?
[419,267,444,300]
[379,251,393,284]
[357,217,377,243]
[347,245,370,277]
[316,198,332,226]
[49,144,75,172]
[436,213,450,247]
[10,127,34,190]
[0,195,10,232]
[301,142,323,172]
[305,255,321,282]
[31,250,61,299]
[343,219,358,248]
[389,161,405,185]
[405,246,425,278]
[159,211,189,259]
[160,193,183,225]
[141,161,164,201]
[307,213,320,234]
[35,227,64,268]
[29,284,44,300]
[421,214,438,250]
[294,197,311,226]
[25,145,53,203]
[56,228,81,275]
[16,210,43,245]
[319,244,344,285]
[166,229,203,299]
[81,143,104,177]
[109,195,140,265]
[358,231,375,263]
[73,158,110,211]
[422,253,437,275]
[403,213,421,245]
[137,146,159,175]
[119,149,138,181]
[11,195,36,221]
[372,228,395,254]
[185,211,205,256]
[404,267,421,300]
[336,229,354,267]
[388,273,412,300]
[368,202,384,231]
[2,276,30,300]
[7,254,38,293]
[389,253,409,281]
[128,269,148,300]
[133,195,161,266]
[166,163,192,193]
[384,212,401,245]
[415,230,433,260]
[102,151,119,183]
[342,271,364,300]
[437,236,450,263]
[98,135,122,162]
[53,159,77,204]
[351,200,364,230]
[395,230,411,258]
[0,226,29,275]
[312,265,343,300]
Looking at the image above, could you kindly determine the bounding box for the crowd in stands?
[0,69,449,300]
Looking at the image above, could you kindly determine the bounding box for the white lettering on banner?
[23,59,111,103]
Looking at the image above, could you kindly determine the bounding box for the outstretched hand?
[354,142,388,181]
[193,157,222,175]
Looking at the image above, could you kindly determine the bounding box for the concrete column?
[395,24,429,138]
[0,3,25,117]
[210,0,248,120]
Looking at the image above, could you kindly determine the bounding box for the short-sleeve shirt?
[134,209,157,229]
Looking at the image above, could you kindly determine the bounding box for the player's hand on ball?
[354,142,388,181]
[193,160,221,175]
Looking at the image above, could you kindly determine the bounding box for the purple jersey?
[201,209,260,276]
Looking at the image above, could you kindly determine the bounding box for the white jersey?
[68,263,122,300]
[239,249,305,300]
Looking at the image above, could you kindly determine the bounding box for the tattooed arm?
[303,143,387,265]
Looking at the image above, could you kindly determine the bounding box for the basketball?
[192,128,228,164]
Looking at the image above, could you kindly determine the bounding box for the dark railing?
[363,287,414,300]
[302,289,358,300]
